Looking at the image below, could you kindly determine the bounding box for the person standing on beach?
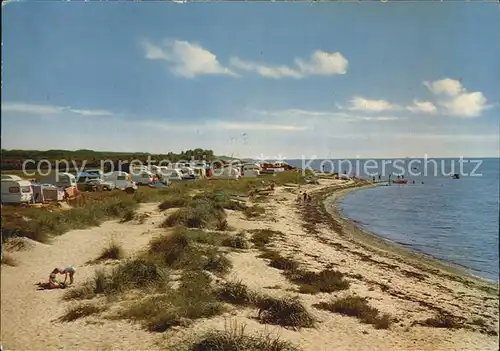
[303,192,307,203]
[63,266,76,285]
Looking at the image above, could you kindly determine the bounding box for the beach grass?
[243,205,266,219]
[95,241,125,262]
[188,320,300,351]
[285,269,350,294]
[221,233,250,249]
[59,303,106,322]
[216,280,258,306]
[120,271,224,332]
[249,229,283,249]
[418,312,463,329]
[1,194,140,243]
[259,251,300,271]
[145,229,232,274]
[256,295,315,329]
[161,197,227,229]
[314,295,392,330]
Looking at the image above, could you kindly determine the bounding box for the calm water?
[286,158,499,282]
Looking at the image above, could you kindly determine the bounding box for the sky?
[2,1,500,159]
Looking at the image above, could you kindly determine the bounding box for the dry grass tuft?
[286,269,350,294]
[418,312,463,329]
[95,241,124,262]
[189,320,300,351]
[256,296,315,329]
[120,271,224,332]
[249,229,282,249]
[59,303,106,322]
[314,295,392,329]
[259,251,299,271]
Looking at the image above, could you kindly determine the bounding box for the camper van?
[43,172,77,188]
[103,171,136,189]
[242,163,261,178]
[131,170,155,185]
[211,167,240,180]
[1,176,33,204]
[157,168,183,182]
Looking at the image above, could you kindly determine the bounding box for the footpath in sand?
[1,179,499,350]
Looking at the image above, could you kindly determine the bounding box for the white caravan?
[43,172,77,188]
[103,171,136,189]
[130,170,155,185]
[1,176,33,204]
[242,163,261,178]
[211,167,240,180]
[156,167,183,182]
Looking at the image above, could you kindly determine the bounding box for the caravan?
[43,172,77,188]
[131,170,155,185]
[1,175,33,204]
[211,167,240,180]
[156,167,183,182]
[242,163,261,178]
[103,171,136,189]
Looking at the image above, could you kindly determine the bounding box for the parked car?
[85,179,116,191]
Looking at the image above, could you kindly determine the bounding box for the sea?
[285,158,499,282]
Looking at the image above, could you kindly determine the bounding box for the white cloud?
[229,50,347,79]
[249,108,334,117]
[1,102,115,117]
[406,99,437,114]
[424,78,465,97]
[360,116,401,121]
[347,96,401,112]
[141,39,238,78]
[295,51,348,75]
[229,57,303,79]
[423,78,491,117]
[438,91,491,118]
[249,107,402,124]
[213,121,307,131]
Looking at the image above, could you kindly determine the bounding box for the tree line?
[1,148,218,170]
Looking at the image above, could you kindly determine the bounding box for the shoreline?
[320,184,499,291]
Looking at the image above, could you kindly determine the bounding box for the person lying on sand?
[49,268,65,289]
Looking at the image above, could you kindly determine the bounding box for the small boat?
[393,179,408,184]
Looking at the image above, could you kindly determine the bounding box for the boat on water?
[393,179,409,184]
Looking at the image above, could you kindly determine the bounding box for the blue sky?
[2,1,499,158]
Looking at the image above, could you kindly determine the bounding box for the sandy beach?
[1,178,498,350]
